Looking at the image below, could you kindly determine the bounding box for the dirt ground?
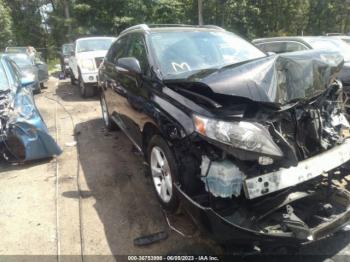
[1,76,350,260]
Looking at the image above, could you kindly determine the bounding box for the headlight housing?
[79,58,95,72]
[193,114,283,157]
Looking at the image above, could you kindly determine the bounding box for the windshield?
[62,44,74,55]
[77,38,115,53]
[306,38,350,61]
[149,30,266,79]
[0,62,10,91]
[7,54,33,68]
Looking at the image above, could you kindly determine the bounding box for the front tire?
[147,135,179,213]
[79,74,94,98]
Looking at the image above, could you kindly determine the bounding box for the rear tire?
[40,82,48,89]
[33,82,41,94]
[70,71,76,86]
[147,135,180,213]
[100,92,118,131]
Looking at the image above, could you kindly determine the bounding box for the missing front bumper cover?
[244,139,350,199]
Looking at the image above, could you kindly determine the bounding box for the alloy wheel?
[150,146,173,203]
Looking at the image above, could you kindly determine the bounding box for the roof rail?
[120,24,225,35]
[148,24,225,30]
[147,24,193,28]
[120,24,150,35]
[202,25,225,31]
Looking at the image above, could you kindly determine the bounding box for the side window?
[0,62,10,90]
[2,58,20,89]
[258,42,287,54]
[126,34,150,75]
[8,60,21,82]
[106,36,129,64]
[285,42,308,52]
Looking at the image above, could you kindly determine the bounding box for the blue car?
[0,53,61,162]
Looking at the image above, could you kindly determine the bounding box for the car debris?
[0,54,61,162]
[98,24,350,249]
[133,231,168,246]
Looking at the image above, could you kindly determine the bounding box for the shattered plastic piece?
[342,224,350,232]
[133,231,168,246]
[201,156,245,198]
[65,141,77,147]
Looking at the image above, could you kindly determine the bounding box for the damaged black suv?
[98,24,350,248]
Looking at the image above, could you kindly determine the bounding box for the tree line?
[1,0,350,57]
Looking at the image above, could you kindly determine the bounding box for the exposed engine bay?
[163,50,350,242]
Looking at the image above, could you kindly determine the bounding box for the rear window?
[7,53,33,67]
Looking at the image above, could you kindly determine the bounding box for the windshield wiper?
[164,67,220,81]
[218,56,267,71]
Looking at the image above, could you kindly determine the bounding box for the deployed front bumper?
[244,139,350,199]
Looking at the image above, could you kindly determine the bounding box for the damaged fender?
[0,55,61,162]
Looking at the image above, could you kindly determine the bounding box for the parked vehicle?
[5,53,49,93]
[0,53,61,162]
[99,24,350,250]
[59,43,74,77]
[253,36,350,116]
[5,46,37,58]
[328,35,350,45]
[69,36,117,97]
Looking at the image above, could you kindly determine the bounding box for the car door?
[101,35,130,121]
[34,55,49,83]
[114,33,152,149]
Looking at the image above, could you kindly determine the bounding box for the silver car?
[6,53,48,94]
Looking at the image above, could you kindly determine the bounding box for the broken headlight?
[193,114,283,157]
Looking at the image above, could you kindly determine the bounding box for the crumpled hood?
[76,50,108,60]
[172,50,344,105]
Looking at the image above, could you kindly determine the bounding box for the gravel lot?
[1,76,350,260]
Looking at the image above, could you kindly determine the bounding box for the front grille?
[95,57,104,69]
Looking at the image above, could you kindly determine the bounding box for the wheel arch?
[142,122,161,157]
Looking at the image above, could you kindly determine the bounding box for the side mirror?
[117,57,142,75]
[21,77,35,87]
[267,51,276,56]
[70,50,75,56]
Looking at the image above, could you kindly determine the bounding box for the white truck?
[69,37,116,97]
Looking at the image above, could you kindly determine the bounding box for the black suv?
[99,24,350,248]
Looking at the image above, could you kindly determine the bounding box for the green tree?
[0,0,13,49]
[5,0,46,47]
